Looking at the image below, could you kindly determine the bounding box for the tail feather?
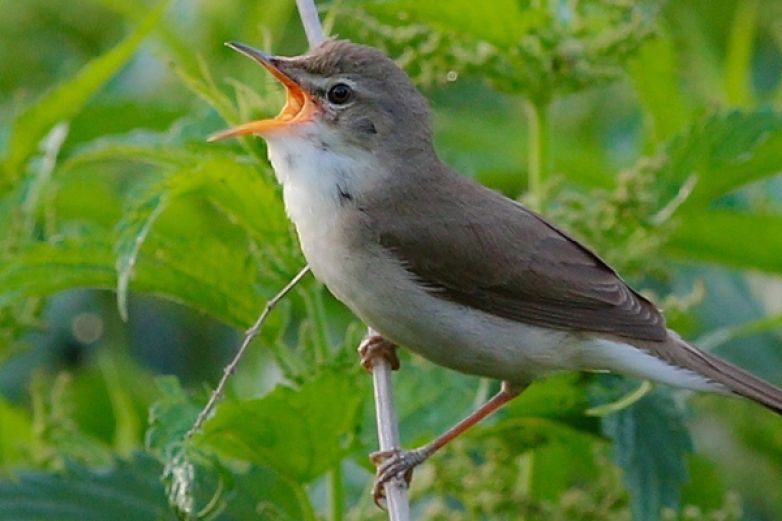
[669,336,782,415]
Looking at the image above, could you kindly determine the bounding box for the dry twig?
[187,266,311,438]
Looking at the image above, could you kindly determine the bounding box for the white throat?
[265,124,379,225]
[263,123,386,305]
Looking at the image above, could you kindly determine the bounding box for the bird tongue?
[208,43,317,141]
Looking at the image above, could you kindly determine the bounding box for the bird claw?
[358,334,400,372]
[369,448,428,508]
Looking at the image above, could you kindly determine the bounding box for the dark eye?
[327,83,353,105]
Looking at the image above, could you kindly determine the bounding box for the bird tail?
[669,336,782,415]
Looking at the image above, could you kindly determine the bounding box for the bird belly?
[305,236,589,383]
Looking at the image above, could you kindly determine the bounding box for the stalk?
[329,464,345,521]
[525,99,551,208]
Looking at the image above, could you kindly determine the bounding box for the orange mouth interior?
[208,62,315,141]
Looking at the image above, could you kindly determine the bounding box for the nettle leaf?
[598,379,692,521]
[661,110,782,208]
[0,1,168,190]
[223,465,317,521]
[0,231,262,327]
[64,141,202,171]
[114,155,294,321]
[145,377,201,458]
[665,210,782,275]
[0,453,176,521]
[145,378,317,521]
[196,369,366,483]
[0,240,116,307]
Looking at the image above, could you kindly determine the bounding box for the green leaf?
[478,374,601,447]
[665,210,782,274]
[0,233,262,327]
[224,465,318,521]
[145,378,317,521]
[0,454,177,521]
[145,377,201,458]
[114,156,294,320]
[196,369,366,483]
[0,1,168,191]
[600,382,692,521]
[660,111,782,208]
[64,141,203,171]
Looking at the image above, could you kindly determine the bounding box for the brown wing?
[369,173,666,341]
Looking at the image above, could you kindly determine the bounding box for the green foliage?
[342,0,660,101]
[0,454,176,521]
[599,381,693,521]
[0,1,169,191]
[197,368,366,482]
[1,1,782,521]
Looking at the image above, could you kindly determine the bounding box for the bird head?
[209,40,433,156]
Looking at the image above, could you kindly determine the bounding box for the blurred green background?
[1,1,782,520]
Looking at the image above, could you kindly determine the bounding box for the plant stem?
[525,99,551,209]
[367,328,410,521]
[330,464,345,521]
[186,266,311,438]
[296,0,326,48]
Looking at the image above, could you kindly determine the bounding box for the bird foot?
[369,447,430,508]
[358,334,400,372]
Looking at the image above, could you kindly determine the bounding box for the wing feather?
[369,172,667,341]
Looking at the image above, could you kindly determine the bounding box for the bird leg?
[358,332,400,372]
[370,380,525,507]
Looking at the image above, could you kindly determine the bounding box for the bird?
[210,39,782,502]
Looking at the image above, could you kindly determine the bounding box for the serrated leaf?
[0,453,176,521]
[64,141,202,171]
[114,156,294,320]
[196,369,366,483]
[0,233,263,327]
[223,465,317,521]
[665,210,782,274]
[145,377,201,458]
[600,382,692,521]
[0,1,168,190]
[660,110,782,208]
[144,378,317,520]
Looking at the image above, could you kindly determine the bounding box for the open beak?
[208,42,317,142]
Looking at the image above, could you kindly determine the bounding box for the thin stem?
[368,329,410,521]
[329,464,345,521]
[525,99,551,209]
[296,0,326,48]
[186,266,311,438]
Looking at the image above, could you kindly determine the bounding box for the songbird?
[210,39,782,501]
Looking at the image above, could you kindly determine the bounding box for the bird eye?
[327,83,353,105]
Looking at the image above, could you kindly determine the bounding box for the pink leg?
[371,380,526,506]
